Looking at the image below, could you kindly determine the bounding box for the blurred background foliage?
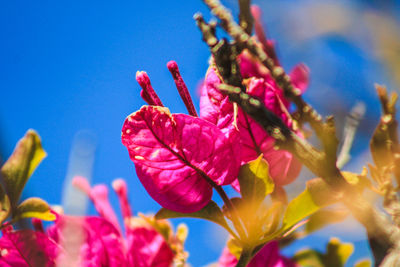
[1,0,400,265]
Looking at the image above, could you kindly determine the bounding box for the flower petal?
[0,229,60,267]
[126,218,174,267]
[289,63,309,94]
[122,105,240,213]
[48,216,126,267]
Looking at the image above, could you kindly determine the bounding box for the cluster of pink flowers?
[121,6,309,213]
[0,177,185,267]
[0,5,307,267]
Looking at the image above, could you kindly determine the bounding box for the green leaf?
[294,238,354,267]
[1,130,46,206]
[227,238,242,259]
[282,178,340,232]
[324,238,354,266]
[14,197,55,221]
[293,249,324,267]
[238,155,274,205]
[156,201,230,231]
[354,259,371,267]
[0,184,11,225]
[305,208,349,234]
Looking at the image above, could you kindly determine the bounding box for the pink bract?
[218,241,297,267]
[122,105,240,213]
[46,177,178,267]
[125,218,175,267]
[0,228,60,267]
[200,66,304,186]
[47,216,126,267]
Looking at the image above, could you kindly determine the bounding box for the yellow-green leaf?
[156,201,230,232]
[227,238,242,259]
[294,238,355,267]
[293,249,323,267]
[14,197,55,221]
[282,178,340,232]
[0,184,11,225]
[238,155,274,205]
[354,259,371,267]
[325,238,354,266]
[1,130,46,206]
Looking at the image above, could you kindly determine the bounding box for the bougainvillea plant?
[2,0,400,266]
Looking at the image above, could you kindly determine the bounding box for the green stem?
[235,247,253,267]
[215,186,247,240]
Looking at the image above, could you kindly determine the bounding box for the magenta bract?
[126,219,175,267]
[199,65,304,186]
[47,216,126,267]
[122,105,240,213]
[0,228,60,267]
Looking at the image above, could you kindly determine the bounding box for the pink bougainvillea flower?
[200,66,303,186]
[47,215,126,267]
[64,176,179,267]
[0,227,61,267]
[199,6,309,187]
[122,61,240,213]
[3,177,181,267]
[218,241,297,267]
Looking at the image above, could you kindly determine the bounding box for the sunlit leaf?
[155,201,230,231]
[14,197,55,221]
[292,249,323,267]
[1,130,46,206]
[226,238,242,259]
[238,155,274,205]
[282,178,340,232]
[354,259,371,267]
[293,238,354,267]
[325,238,354,266]
[0,184,11,225]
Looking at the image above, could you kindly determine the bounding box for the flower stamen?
[167,61,198,117]
[136,71,164,106]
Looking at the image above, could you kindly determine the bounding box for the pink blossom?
[57,176,179,267]
[200,66,303,186]
[122,62,240,213]
[0,227,60,267]
[0,177,181,267]
[218,241,297,267]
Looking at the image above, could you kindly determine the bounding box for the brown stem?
[238,0,253,35]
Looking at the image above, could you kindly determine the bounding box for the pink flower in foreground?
[218,241,297,267]
[51,176,180,267]
[199,6,309,187]
[0,177,183,267]
[0,227,60,267]
[122,61,240,213]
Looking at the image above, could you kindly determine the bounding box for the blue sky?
[2,0,400,265]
